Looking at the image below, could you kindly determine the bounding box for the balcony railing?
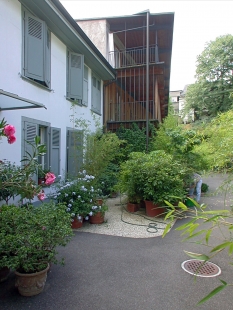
[109,44,159,69]
[107,100,155,122]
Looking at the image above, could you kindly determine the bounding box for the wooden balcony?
[105,100,159,132]
[108,44,162,69]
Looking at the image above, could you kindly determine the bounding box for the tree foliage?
[185,34,233,118]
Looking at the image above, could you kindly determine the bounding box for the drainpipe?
[146,10,149,152]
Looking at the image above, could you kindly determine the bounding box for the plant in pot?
[125,151,188,217]
[0,202,73,296]
[117,153,145,212]
[89,203,108,224]
[51,170,102,227]
[37,165,51,185]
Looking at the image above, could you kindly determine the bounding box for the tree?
[185,34,233,118]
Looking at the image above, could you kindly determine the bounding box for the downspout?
[146,10,149,152]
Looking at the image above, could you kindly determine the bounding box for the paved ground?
[1,173,233,310]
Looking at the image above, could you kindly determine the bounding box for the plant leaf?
[210,241,233,253]
[197,282,227,305]
[162,223,171,238]
[184,250,210,261]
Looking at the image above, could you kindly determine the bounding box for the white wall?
[0,0,102,201]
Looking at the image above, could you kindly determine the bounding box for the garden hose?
[115,198,168,234]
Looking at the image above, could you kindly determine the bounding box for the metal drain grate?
[181,259,221,277]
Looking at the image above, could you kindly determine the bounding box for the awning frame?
[0,89,46,111]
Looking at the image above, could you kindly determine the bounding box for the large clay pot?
[15,264,49,296]
[145,200,165,217]
[71,216,83,229]
[0,266,10,282]
[90,212,104,224]
[127,202,140,213]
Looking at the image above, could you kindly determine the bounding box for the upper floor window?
[67,51,84,103]
[91,73,101,114]
[22,8,51,88]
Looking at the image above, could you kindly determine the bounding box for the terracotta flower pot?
[96,199,103,206]
[15,264,49,296]
[90,212,105,224]
[38,178,45,185]
[71,216,83,229]
[127,202,140,213]
[145,200,165,217]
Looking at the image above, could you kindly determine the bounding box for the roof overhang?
[18,0,116,80]
[0,90,46,111]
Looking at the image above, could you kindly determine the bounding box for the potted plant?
[51,171,103,228]
[89,203,108,224]
[0,202,73,296]
[121,151,188,217]
[38,165,53,185]
[117,153,144,212]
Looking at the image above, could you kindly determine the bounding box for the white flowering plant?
[51,171,103,220]
[88,203,108,217]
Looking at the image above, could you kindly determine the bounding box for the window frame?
[21,7,51,89]
[91,72,101,115]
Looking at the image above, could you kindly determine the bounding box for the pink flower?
[45,172,56,185]
[3,125,16,136]
[7,135,16,144]
[42,226,46,230]
[37,191,45,201]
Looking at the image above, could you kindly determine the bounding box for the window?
[66,129,83,178]
[67,51,84,102]
[22,117,60,181]
[22,8,51,88]
[83,65,88,106]
[91,73,101,114]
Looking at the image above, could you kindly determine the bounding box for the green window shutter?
[91,74,101,114]
[44,26,51,88]
[23,121,39,182]
[50,127,60,176]
[67,52,84,100]
[24,11,44,82]
[66,130,83,178]
[83,66,88,106]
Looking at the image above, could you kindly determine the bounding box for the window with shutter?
[50,128,61,176]
[83,65,88,106]
[66,130,83,178]
[23,121,39,183]
[23,8,51,88]
[91,73,101,114]
[22,117,52,183]
[67,51,84,102]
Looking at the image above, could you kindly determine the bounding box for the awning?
[0,89,46,111]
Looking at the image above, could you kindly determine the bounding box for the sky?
[60,0,233,91]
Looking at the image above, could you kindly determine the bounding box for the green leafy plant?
[163,181,233,305]
[51,171,102,220]
[201,182,209,193]
[116,152,145,203]
[0,202,73,273]
[97,163,119,197]
[0,136,49,203]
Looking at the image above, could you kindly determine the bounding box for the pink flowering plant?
[51,170,104,221]
[0,118,16,144]
[0,131,55,203]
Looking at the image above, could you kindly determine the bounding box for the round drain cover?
[181,259,221,277]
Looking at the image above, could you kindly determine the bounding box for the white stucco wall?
[0,0,102,197]
[77,20,108,58]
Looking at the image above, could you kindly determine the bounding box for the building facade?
[0,0,115,201]
[76,11,174,131]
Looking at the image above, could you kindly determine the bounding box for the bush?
[0,202,73,273]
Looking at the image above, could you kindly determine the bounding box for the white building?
[0,0,115,201]
[170,85,194,123]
